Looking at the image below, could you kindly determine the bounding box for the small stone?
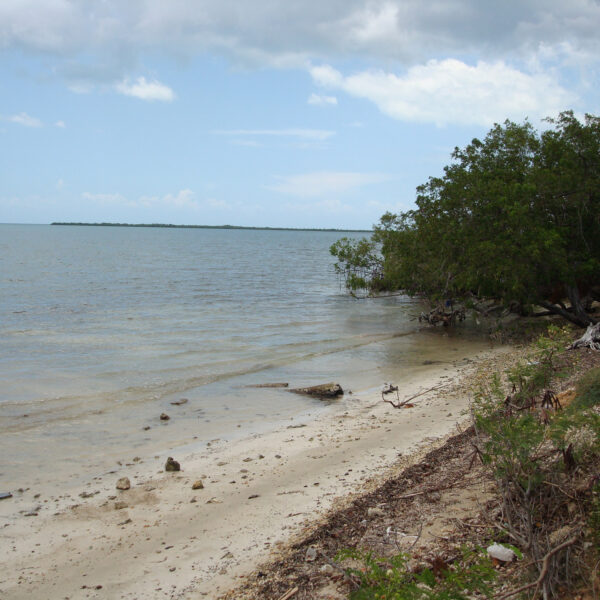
[170,398,188,406]
[143,426,151,431]
[165,457,180,472]
[160,413,170,421]
[242,457,252,462]
[305,547,317,562]
[114,501,128,510]
[367,507,385,517]
[320,564,334,575]
[116,477,131,490]
[248,494,259,499]
[206,497,222,504]
[192,480,204,490]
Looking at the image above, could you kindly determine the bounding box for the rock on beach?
[165,457,181,472]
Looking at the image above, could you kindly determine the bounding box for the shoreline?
[0,346,510,599]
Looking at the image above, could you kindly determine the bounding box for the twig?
[383,383,446,409]
[409,522,424,551]
[404,383,446,403]
[278,586,299,600]
[495,536,579,599]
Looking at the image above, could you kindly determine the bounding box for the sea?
[0,224,492,494]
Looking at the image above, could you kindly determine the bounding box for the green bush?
[574,366,600,409]
[339,548,496,600]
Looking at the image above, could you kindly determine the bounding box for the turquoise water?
[0,224,491,491]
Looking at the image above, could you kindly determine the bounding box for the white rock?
[487,543,516,562]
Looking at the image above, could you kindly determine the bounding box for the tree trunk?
[566,285,596,326]
[538,301,592,328]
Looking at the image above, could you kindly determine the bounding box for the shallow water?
[0,224,492,492]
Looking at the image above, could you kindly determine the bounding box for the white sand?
[0,349,505,600]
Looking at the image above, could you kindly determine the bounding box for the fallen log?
[289,383,343,399]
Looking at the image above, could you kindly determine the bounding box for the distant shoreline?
[50,222,371,233]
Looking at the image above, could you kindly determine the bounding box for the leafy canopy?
[331,111,600,326]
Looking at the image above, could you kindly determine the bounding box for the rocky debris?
[116,477,131,490]
[289,382,343,399]
[206,497,222,504]
[170,398,188,406]
[192,480,204,490]
[160,413,170,421]
[114,501,128,510]
[165,457,180,472]
[79,490,99,498]
[245,382,289,388]
[0,492,13,500]
[248,494,259,499]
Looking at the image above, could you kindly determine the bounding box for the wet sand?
[0,347,507,600]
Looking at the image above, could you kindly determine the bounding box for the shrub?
[574,366,600,409]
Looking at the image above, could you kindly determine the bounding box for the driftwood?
[245,382,289,388]
[419,306,466,327]
[382,383,445,409]
[289,383,343,399]
[569,322,600,350]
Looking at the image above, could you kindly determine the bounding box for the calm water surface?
[0,224,491,492]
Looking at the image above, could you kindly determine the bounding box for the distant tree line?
[51,222,369,233]
[331,111,600,327]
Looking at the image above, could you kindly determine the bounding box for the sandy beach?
[0,348,506,600]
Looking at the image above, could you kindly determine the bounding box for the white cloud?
[8,112,43,127]
[82,191,127,204]
[2,1,599,67]
[308,93,338,106]
[310,59,576,126]
[214,128,335,141]
[115,76,175,102]
[55,120,66,128]
[267,171,390,198]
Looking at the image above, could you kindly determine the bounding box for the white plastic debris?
[487,543,516,563]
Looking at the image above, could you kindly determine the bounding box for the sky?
[1,1,599,229]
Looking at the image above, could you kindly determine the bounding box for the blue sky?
[1,1,599,229]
